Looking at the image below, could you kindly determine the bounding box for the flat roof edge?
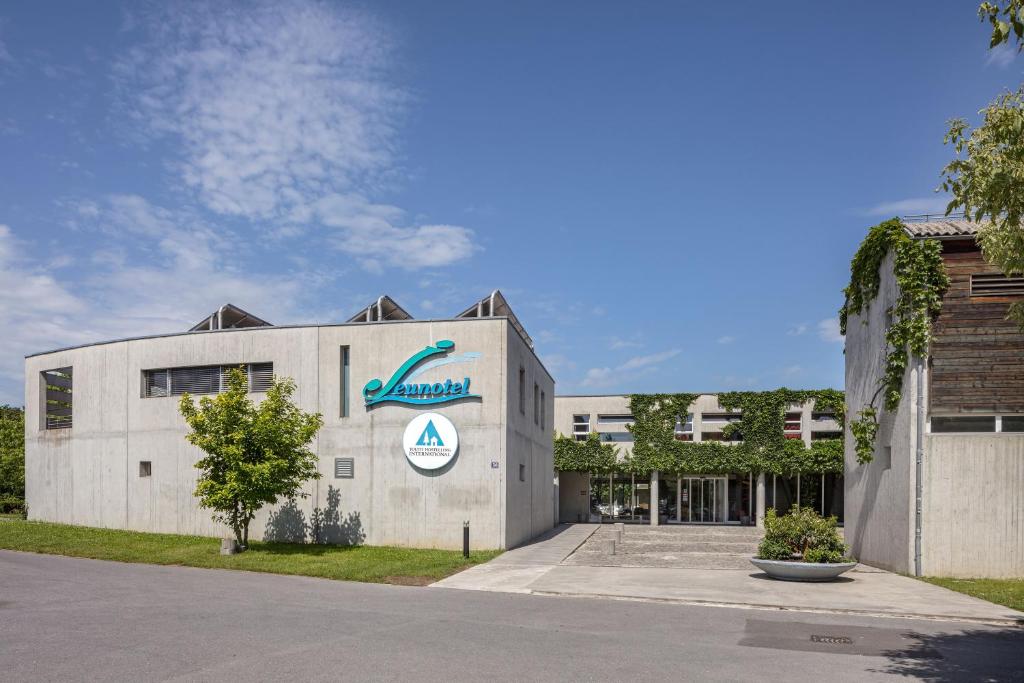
[26,315,556,389]
[25,316,509,359]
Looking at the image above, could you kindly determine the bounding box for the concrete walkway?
[434,523,597,593]
[434,524,1024,626]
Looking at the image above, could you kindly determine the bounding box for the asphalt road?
[1,550,1021,682]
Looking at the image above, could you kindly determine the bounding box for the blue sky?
[0,1,1020,405]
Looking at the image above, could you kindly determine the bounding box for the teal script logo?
[363,340,480,407]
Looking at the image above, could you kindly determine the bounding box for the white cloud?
[113,0,479,272]
[781,365,803,377]
[986,43,1018,68]
[314,193,478,271]
[787,322,808,336]
[581,348,682,388]
[865,196,950,217]
[818,317,843,343]
[717,335,735,345]
[0,210,315,404]
[608,335,643,350]
[116,1,400,221]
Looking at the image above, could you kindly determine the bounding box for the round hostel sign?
[402,412,459,470]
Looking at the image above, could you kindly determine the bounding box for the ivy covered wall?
[554,389,845,476]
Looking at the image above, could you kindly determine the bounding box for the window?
[599,432,633,442]
[335,458,354,478]
[533,382,539,425]
[1002,416,1024,432]
[519,463,526,482]
[139,461,152,477]
[674,414,693,441]
[931,415,1024,433]
[142,363,273,397]
[340,346,350,418]
[971,273,1024,298]
[596,414,635,424]
[931,416,996,433]
[518,367,525,415]
[572,414,590,441]
[42,367,73,429]
[784,412,802,439]
[811,431,843,440]
[540,391,546,430]
[700,412,742,423]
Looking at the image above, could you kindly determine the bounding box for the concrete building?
[844,217,1024,578]
[25,291,554,551]
[553,394,843,527]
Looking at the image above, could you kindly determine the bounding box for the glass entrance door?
[680,477,728,523]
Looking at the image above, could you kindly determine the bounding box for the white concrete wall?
[843,252,918,574]
[26,318,553,550]
[503,324,556,548]
[922,434,1024,578]
[557,471,590,523]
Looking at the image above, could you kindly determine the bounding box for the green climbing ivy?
[557,389,846,477]
[839,218,949,463]
[553,432,618,473]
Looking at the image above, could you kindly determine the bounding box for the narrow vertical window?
[541,391,546,430]
[340,346,350,418]
[533,382,539,424]
[518,367,525,415]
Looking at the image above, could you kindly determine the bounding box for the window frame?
[141,362,273,398]
[928,414,1024,434]
[41,367,73,430]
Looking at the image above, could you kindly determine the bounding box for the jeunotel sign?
[363,340,480,407]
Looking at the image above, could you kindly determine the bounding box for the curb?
[525,589,1024,627]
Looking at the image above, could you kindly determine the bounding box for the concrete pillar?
[756,472,766,528]
[650,470,659,526]
[676,476,682,523]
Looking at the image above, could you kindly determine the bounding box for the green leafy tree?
[941,1,1024,326]
[179,368,323,549]
[0,406,25,512]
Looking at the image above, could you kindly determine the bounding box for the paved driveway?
[435,524,1024,625]
[2,549,1022,682]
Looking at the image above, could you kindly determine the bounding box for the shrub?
[757,506,849,563]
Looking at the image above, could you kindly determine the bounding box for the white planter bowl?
[750,557,857,582]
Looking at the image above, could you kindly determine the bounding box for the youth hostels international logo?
[363,340,481,407]
[403,413,459,470]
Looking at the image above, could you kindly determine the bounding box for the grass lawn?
[0,519,501,585]
[921,577,1024,612]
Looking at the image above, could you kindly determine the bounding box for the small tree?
[0,406,26,513]
[179,368,323,549]
[940,1,1024,328]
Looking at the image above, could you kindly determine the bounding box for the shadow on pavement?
[873,626,1024,681]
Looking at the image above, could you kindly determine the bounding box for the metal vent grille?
[248,362,274,392]
[43,367,73,429]
[335,458,354,479]
[143,363,274,397]
[173,366,220,395]
[971,273,1024,298]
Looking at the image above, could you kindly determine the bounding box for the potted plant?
[750,506,857,581]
